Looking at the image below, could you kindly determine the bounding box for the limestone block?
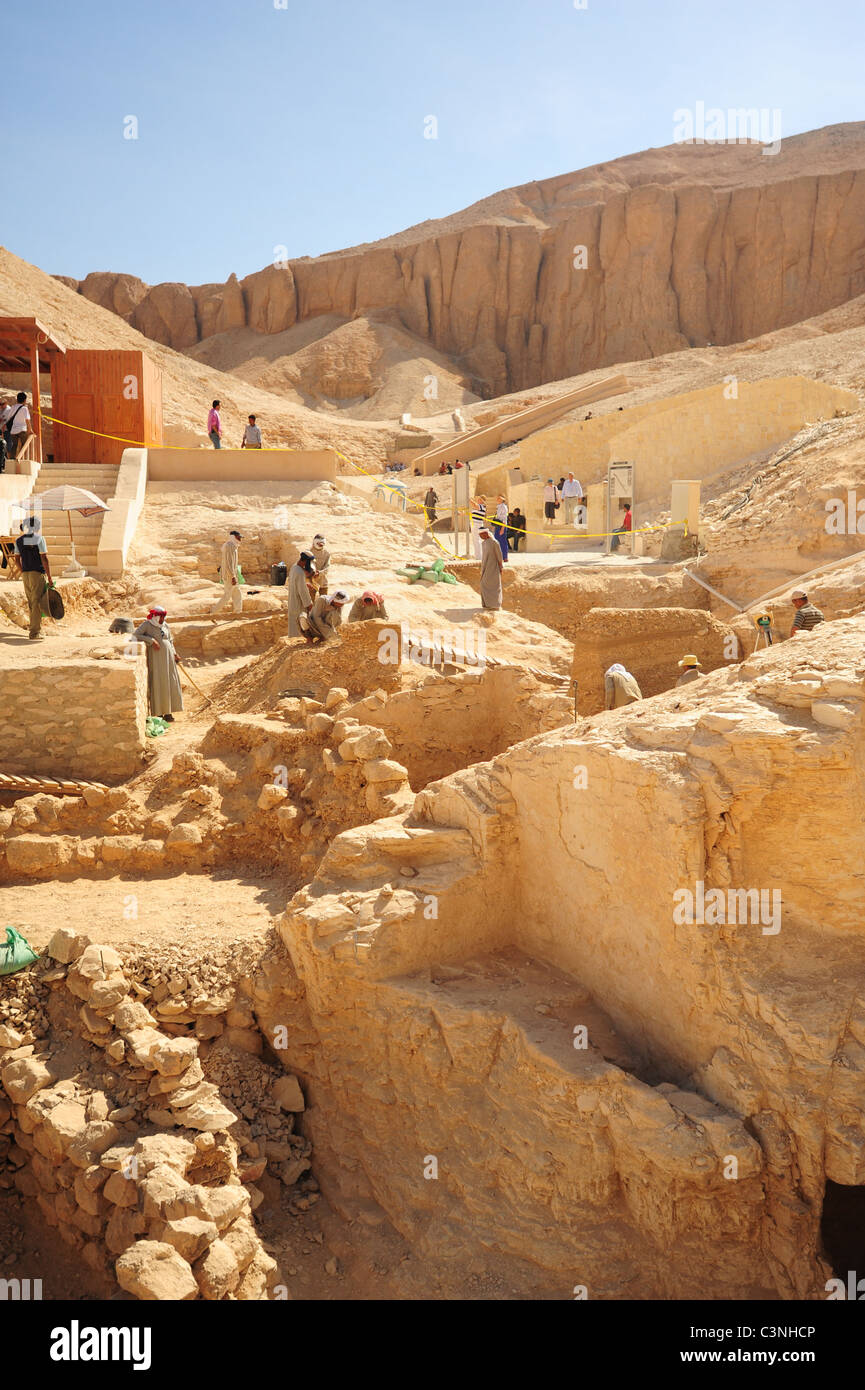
[105,1203,148,1256]
[116,1240,199,1301]
[1,1056,53,1103]
[131,1132,196,1176]
[166,822,203,850]
[362,758,408,784]
[151,1037,198,1077]
[222,1220,259,1273]
[125,1028,170,1069]
[42,1101,89,1156]
[67,1121,121,1169]
[236,1247,278,1300]
[345,727,391,760]
[0,1025,24,1049]
[306,712,335,736]
[103,1170,139,1207]
[182,1097,238,1132]
[87,975,129,1012]
[112,998,156,1031]
[46,927,87,964]
[5,836,65,874]
[195,1238,240,1299]
[154,1216,219,1262]
[272,1074,305,1112]
[258,783,289,811]
[77,943,124,980]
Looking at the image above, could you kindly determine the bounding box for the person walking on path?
[212,530,243,613]
[132,605,184,721]
[543,478,560,527]
[207,400,222,449]
[348,590,388,621]
[15,516,52,641]
[470,495,487,560]
[676,655,703,687]
[604,663,642,709]
[424,485,438,526]
[507,507,525,552]
[790,590,824,636]
[287,551,316,636]
[241,415,262,448]
[561,472,584,525]
[479,525,504,610]
[493,496,510,562]
[304,589,350,643]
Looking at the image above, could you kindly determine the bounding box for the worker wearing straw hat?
[676,655,703,688]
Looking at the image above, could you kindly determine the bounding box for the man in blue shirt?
[15,516,53,640]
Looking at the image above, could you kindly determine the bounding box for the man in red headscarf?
[347,590,388,622]
[132,605,184,721]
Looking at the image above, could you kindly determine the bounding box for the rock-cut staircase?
[29,463,120,574]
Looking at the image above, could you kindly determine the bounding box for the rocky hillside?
[58,123,865,397]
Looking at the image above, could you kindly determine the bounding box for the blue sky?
[7,0,862,286]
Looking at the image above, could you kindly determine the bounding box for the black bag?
[47,585,65,621]
[3,404,24,452]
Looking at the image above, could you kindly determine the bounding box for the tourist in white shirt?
[3,392,31,461]
[561,472,584,525]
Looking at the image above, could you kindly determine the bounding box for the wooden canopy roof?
[0,316,66,372]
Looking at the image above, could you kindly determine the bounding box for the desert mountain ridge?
[52,122,865,407]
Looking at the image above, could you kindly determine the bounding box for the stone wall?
[0,927,322,1299]
[572,606,737,713]
[0,652,147,782]
[146,447,338,483]
[521,377,859,508]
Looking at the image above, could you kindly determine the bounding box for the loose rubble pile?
[0,926,316,1299]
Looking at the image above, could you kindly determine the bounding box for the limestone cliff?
[63,123,865,394]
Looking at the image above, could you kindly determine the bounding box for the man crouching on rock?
[302,589,350,643]
[133,605,184,722]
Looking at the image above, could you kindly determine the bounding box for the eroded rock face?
[66,130,865,386]
[257,615,865,1298]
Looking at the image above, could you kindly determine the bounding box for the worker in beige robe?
[348,590,388,622]
[310,534,331,595]
[604,663,642,709]
[133,606,184,720]
[479,527,503,610]
[287,551,316,636]
[304,589,349,642]
[212,529,243,613]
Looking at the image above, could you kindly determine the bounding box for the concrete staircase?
[31,463,119,574]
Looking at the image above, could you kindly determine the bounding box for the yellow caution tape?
[42,413,688,549]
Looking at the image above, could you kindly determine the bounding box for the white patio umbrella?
[16,485,109,574]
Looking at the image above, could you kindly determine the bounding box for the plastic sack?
[146,716,169,738]
[47,584,65,620]
[0,926,38,976]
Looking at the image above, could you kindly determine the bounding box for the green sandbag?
[0,926,38,976]
[146,716,169,738]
